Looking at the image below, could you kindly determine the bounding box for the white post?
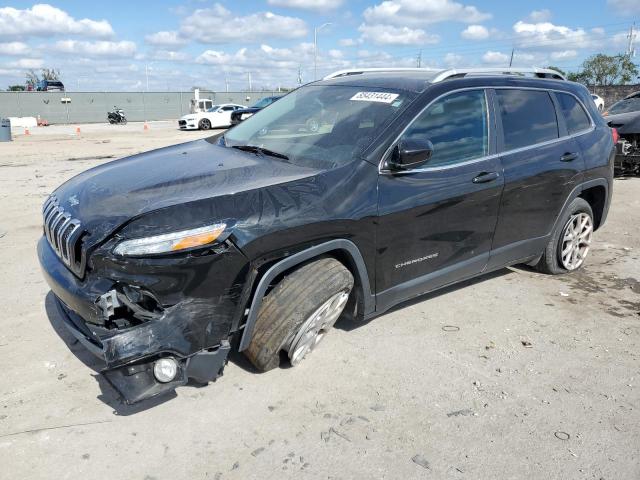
[314,23,332,80]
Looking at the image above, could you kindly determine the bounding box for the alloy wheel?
[285,290,350,366]
[560,212,593,270]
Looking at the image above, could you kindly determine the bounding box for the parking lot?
[1,122,639,479]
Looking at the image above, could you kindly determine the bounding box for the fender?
[238,239,375,352]
[550,177,610,233]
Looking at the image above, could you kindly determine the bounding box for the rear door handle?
[472,171,499,183]
[560,152,579,162]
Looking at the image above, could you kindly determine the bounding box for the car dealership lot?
[0,123,639,479]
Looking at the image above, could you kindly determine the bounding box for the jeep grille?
[42,196,86,277]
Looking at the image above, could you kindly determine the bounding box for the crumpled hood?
[605,111,640,135]
[50,139,319,246]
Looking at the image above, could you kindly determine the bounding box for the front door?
[376,88,504,311]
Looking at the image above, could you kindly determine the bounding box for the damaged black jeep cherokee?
[38,67,615,404]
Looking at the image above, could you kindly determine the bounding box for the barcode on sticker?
[350,92,399,103]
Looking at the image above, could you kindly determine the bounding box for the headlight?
[113,223,226,256]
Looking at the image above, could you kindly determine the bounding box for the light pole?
[145,62,155,92]
[314,22,332,80]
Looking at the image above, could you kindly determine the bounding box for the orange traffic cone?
[144,122,149,131]
[75,126,81,135]
[24,127,30,135]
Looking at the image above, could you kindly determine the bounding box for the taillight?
[612,127,619,144]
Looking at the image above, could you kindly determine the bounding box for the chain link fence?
[0,91,280,124]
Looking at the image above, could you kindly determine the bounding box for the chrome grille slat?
[41,195,85,277]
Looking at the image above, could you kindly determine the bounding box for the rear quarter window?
[556,92,591,134]
[496,89,559,151]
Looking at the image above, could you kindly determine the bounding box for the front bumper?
[38,237,239,403]
[178,120,198,130]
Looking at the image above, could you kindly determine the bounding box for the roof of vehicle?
[317,67,567,94]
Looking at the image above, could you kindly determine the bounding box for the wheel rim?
[286,290,350,367]
[560,212,593,270]
[201,120,210,130]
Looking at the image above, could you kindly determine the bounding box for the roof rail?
[323,66,566,82]
[431,67,566,82]
[323,67,439,80]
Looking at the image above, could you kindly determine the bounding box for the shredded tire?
[244,257,354,372]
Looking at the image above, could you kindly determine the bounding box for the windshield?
[224,85,413,169]
[252,97,277,109]
[206,105,220,112]
[608,97,640,115]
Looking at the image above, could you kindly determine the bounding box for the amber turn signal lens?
[171,226,225,251]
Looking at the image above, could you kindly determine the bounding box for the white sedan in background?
[591,94,604,112]
[178,103,246,130]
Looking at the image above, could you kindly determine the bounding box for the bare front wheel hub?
[560,212,593,271]
[286,290,350,366]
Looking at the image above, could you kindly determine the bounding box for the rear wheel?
[535,198,594,274]
[199,118,211,130]
[244,257,354,372]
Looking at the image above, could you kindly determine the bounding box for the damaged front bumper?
[55,298,230,403]
[37,236,246,404]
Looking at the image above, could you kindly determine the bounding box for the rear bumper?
[38,237,232,403]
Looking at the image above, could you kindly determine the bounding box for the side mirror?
[388,138,434,171]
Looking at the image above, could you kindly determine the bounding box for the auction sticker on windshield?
[350,92,399,103]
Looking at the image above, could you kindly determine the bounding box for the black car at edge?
[38,68,615,404]
[230,95,282,125]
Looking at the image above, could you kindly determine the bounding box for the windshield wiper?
[231,144,289,161]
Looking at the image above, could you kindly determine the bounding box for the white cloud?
[482,50,509,64]
[528,9,552,22]
[0,4,113,39]
[358,23,439,45]
[513,21,602,50]
[145,31,187,47]
[607,0,640,14]
[180,4,307,43]
[0,41,30,56]
[150,50,190,62]
[461,25,489,40]
[444,52,463,66]
[196,43,316,71]
[51,40,136,57]
[550,50,578,60]
[363,0,491,27]
[8,58,44,69]
[267,0,343,10]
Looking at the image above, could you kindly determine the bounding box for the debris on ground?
[412,454,431,470]
[447,409,474,417]
[442,325,460,332]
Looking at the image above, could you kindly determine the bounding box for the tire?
[199,119,211,130]
[244,257,354,372]
[535,198,594,275]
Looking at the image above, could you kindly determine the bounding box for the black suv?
[38,68,615,404]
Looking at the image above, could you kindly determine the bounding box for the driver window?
[402,90,488,167]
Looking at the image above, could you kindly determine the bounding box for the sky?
[0,0,638,91]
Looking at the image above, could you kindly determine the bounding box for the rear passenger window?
[402,89,488,167]
[496,89,558,151]
[556,92,591,134]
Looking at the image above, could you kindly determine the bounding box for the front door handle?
[472,171,499,183]
[560,152,579,162]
